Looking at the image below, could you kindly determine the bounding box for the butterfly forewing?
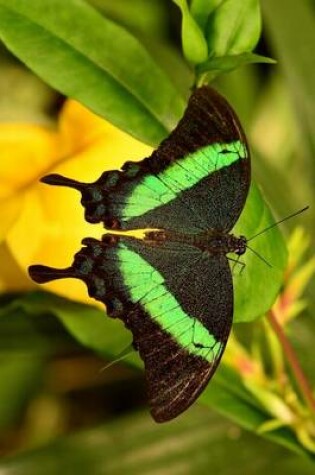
[121,87,250,233]
[41,87,250,233]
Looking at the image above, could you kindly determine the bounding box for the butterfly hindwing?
[43,87,250,233]
[29,235,232,422]
[121,88,250,233]
[119,237,233,421]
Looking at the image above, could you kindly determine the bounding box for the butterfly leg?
[227,256,246,276]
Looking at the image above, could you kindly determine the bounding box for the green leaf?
[0,300,63,432]
[207,0,261,57]
[0,295,81,354]
[190,0,222,31]
[10,292,131,359]
[233,183,287,323]
[172,0,208,64]
[91,0,167,38]
[0,353,44,430]
[0,0,185,145]
[197,52,276,80]
[1,409,314,473]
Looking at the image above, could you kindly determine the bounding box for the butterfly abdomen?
[144,229,247,256]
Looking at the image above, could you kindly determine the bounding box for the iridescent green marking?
[123,140,247,219]
[118,245,222,362]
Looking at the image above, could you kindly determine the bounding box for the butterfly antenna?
[246,244,272,268]
[247,206,309,242]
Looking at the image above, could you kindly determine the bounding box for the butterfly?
[29,86,251,422]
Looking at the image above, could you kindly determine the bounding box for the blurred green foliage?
[0,0,314,473]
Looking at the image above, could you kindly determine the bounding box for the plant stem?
[267,309,315,413]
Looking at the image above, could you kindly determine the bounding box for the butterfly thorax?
[144,230,247,257]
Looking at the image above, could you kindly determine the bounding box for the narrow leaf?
[233,183,287,323]
[207,0,261,57]
[173,0,208,64]
[190,0,223,31]
[197,52,276,79]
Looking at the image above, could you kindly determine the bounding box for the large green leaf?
[0,299,71,432]
[1,409,314,473]
[0,352,44,431]
[0,0,185,145]
[7,292,131,360]
[233,183,287,323]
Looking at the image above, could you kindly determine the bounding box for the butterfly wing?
[29,235,233,422]
[42,86,250,233]
[29,86,247,420]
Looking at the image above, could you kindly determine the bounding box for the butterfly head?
[235,235,247,256]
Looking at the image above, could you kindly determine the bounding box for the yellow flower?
[0,100,152,304]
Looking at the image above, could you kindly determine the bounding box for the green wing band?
[118,244,222,362]
[122,140,247,221]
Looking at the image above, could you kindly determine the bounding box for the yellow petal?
[0,124,58,199]
[5,184,95,303]
[0,194,24,241]
[0,242,34,292]
[58,99,152,171]
[6,104,152,303]
[58,99,111,154]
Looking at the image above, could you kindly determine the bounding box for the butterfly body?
[144,229,247,256]
[29,86,251,422]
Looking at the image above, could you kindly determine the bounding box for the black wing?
[29,235,233,422]
[41,86,250,233]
